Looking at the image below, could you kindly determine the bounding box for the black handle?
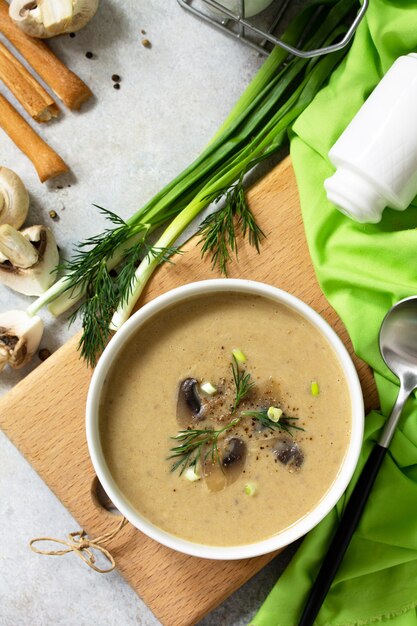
[298,443,387,626]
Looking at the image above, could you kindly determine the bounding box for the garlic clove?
[0,225,59,296]
[0,224,38,269]
[0,310,43,371]
[0,167,29,230]
[9,0,100,38]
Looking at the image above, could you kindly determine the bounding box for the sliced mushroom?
[176,378,205,427]
[0,310,43,371]
[0,223,38,268]
[222,437,246,469]
[9,0,100,38]
[204,437,247,492]
[273,438,304,468]
[0,224,59,295]
[0,167,29,230]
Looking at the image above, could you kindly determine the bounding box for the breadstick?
[0,0,92,110]
[0,41,59,122]
[0,94,68,182]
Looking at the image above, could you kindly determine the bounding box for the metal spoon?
[299,296,417,626]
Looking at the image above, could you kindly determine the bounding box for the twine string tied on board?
[29,516,128,574]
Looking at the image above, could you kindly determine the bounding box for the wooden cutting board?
[0,157,378,626]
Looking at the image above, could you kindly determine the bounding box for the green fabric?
[252,2,417,625]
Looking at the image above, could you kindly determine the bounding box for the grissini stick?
[0,41,59,122]
[0,93,68,182]
[0,0,92,110]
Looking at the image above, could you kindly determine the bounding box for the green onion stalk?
[27,0,359,366]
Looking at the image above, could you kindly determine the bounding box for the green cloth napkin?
[252,2,417,625]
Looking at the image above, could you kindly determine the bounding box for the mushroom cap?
[0,167,29,230]
[0,310,43,370]
[9,0,100,38]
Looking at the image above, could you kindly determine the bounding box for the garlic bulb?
[9,0,100,38]
[0,310,43,371]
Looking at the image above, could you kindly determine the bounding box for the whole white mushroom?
[9,0,99,38]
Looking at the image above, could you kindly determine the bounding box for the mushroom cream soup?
[100,293,351,546]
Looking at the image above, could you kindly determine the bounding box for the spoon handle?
[298,443,387,626]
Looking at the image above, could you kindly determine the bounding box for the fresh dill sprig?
[231,354,255,412]
[169,357,305,475]
[115,242,144,308]
[169,354,255,475]
[168,419,239,475]
[169,408,305,475]
[69,260,117,368]
[59,207,139,295]
[62,207,182,366]
[241,409,305,436]
[198,174,265,275]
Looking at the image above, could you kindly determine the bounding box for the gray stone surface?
[0,1,296,624]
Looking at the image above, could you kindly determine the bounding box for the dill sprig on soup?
[169,352,304,479]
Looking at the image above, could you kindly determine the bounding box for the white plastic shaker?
[325,53,417,223]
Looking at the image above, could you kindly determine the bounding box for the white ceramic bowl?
[86,279,364,560]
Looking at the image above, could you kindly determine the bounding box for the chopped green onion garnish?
[184,467,201,482]
[311,381,320,396]
[267,406,283,422]
[244,482,257,496]
[200,381,217,395]
[232,348,247,363]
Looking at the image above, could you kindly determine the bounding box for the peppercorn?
[85,51,94,59]
[39,348,51,361]
[111,74,121,83]
[69,32,75,38]
[49,210,58,220]
[113,83,120,90]
[141,39,151,48]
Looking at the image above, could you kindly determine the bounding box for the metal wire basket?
[177,0,369,56]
